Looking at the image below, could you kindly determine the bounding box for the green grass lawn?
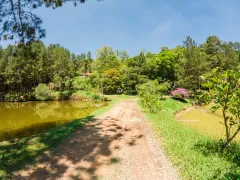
[139,98,240,180]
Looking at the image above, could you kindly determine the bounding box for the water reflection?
[0,101,106,141]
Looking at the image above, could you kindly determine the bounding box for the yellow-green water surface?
[176,108,240,140]
[0,100,106,141]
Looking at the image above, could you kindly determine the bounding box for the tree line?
[0,35,239,101]
[0,41,93,100]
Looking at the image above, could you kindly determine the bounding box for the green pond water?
[0,100,106,141]
[177,108,240,141]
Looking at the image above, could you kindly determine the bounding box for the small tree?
[35,84,53,101]
[103,68,121,94]
[136,80,163,113]
[202,69,240,149]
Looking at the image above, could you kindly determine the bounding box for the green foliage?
[0,37,240,102]
[96,46,115,60]
[0,0,91,43]
[95,54,121,73]
[103,68,121,94]
[72,76,92,91]
[34,84,53,101]
[178,36,208,92]
[3,93,19,102]
[71,90,104,100]
[52,91,74,100]
[158,82,169,95]
[146,48,180,84]
[201,69,240,147]
[136,80,163,113]
[47,44,74,91]
[121,52,149,94]
[115,49,129,60]
[204,36,239,71]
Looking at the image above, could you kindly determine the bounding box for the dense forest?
[0,35,239,101]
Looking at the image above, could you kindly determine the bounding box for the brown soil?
[13,100,179,180]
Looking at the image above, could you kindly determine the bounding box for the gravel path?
[14,100,179,180]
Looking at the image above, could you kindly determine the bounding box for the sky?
[1,0,240,57]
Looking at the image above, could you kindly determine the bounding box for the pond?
[176,107,240,141]
[0,100,106,142]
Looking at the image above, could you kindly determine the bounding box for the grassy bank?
[139,98,240,180]
[0,95,130,179]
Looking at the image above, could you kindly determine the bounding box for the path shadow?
[0,116,94,179]
[9,116,128,179]
[172,97,188,103]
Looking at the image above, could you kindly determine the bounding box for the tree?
[95,54,121,73]
[205,36,221,56]
[115,50,129,60]
[0,0,100,43]
[0,0,46,42]
[121,52,148,94]
[86,51,93,73]
[34,83,53,100]
[46,44,74,90]
[179,36,208,94]
[146,47,181,90]
[202,69,240,149]
[96,46,115,60]
[160,46,169,52]
[103,68,121,94]
[203,36,240,71]
[136,80,162,113]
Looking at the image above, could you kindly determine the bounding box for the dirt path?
[14,100,179,180]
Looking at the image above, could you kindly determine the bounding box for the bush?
[72,77,92,91]
[34,84,53,101]
[170,88,189,99]
[136,80,162,113]
[3,93,19,102]
[52,91,73,100]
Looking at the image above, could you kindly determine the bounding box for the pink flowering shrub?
[170,88,189,99]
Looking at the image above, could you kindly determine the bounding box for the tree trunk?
[222,126,240,151]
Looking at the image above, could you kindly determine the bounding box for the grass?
[139,98,240,180]
[0,95,133,179]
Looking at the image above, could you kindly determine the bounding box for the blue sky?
[1,0,240,57]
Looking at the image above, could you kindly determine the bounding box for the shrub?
[136,80,163,113]
[34,84,53,101]
[72,77,92,91]
[170,88,189,99]
[4,93,19,102]
[52,91,73,100]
